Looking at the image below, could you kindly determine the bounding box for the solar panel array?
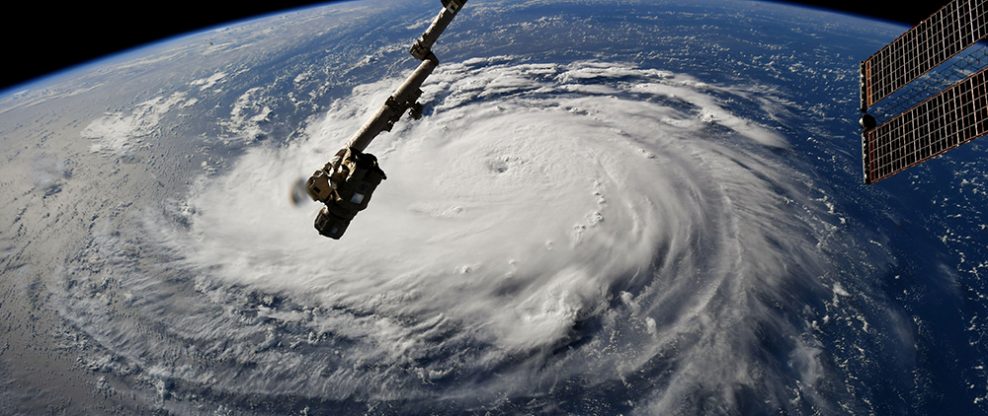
[861,0,988,110]
[859,0,988,184]
[864,67,988,183]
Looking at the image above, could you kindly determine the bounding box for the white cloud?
[81,92,186,154]
[152,59,863,407]
[190,71,227,91]
[221,87,273,142]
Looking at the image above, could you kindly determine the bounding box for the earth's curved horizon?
[1,1,987,415]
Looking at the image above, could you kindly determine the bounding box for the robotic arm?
[305,0,467,239]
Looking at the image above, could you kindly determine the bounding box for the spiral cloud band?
[128,58,871,412]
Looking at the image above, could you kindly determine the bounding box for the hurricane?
[33,56,905,414]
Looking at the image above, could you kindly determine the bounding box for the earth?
[1,0,987,415]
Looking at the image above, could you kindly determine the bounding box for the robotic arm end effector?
[306,147,387,239]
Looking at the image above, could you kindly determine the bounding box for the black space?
[0,0,946,92]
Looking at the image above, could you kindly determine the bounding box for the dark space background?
[0,0,946,91]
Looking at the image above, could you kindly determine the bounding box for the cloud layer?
[143,58,865,412]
